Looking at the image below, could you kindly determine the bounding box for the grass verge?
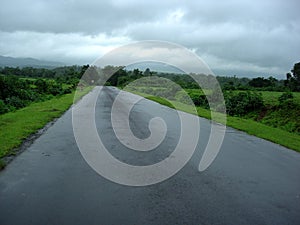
[145,96,175,109]
[0,87,92,166]
[135,92,300,152]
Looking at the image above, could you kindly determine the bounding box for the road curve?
[0,86,300,225]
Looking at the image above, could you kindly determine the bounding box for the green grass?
[165,99,299,152]
[129,89,300,152]
[0,87,92,160]
[194,104,300,152]
[145,96,175,109]
[186,88,300,106]
[260,91,300,105]
[219,90,300,106]
[226,116,300,151]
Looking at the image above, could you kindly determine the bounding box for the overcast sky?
[0,0,299,77]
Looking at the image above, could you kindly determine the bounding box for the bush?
[225,91,264,116]
[278,98,298,110]
[49,85,63,95]
[63,87,73,94]
[261,99,300,134]
[0,100,9,114]
[189,92,209,108]
[278,92,293,104]
[5,96,27,109]
[35,79,48,93]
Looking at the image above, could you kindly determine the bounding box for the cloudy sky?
[0,0,299,77]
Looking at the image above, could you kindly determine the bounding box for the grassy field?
[130,90,300,152]
[259,91,300,105]
[0,87,92,168]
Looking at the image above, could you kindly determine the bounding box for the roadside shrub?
[48,84,63,95]
[261,100,300,134]
[189,92,209,108]
[189,92,201,105]
[278,98,298,110]
[5,96,27,109]
[0,100,9,114]
[17,89,39,101]
[225,91,264,116]
[278,92,293,104]
[63,87,72,94]
[35,79,48,93]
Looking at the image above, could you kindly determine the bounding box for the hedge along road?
[0,86,300,225]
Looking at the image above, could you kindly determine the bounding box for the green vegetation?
[260,91,300,105]
[0,87,91,165]
[0,65,90,115]
[0,76,74,114]
[145,96,175,109]
[0,65,92,168]
[285,62,300,91]
[137,90,300,152]
[183,88,300,135]
[110,63,299,152]
[226,115,300,151]
[225,91,264,116]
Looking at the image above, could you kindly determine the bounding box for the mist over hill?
[0,55,65,68]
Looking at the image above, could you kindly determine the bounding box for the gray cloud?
[0,0,299,77]
[0,0,171,34]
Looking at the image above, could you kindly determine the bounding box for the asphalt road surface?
[0,86,300,225]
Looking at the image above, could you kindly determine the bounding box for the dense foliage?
[259,92,300,133]
[0,65,88,114]
[0,76,70,114]
[104,67,291,92]
[225,91,264,116]
[285,62,300,91]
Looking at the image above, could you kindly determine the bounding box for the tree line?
[2,62,299,92]
[1,62,299,128]
[0,65,89,114]
[101,62,300,92]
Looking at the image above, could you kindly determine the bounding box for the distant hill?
[0,55,65,68]
[125,61,184,74]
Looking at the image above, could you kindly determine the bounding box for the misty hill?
[0,55,65,68]
[125,61,184,74]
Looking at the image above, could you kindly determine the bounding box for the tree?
[267,76,277,87]
[285,62,300,91]
[132,69,142,79]
[225,91,264,116]
[249,77,271,88]
[291,62,300,82]
[35,79,48,93]
[143,68,151,76]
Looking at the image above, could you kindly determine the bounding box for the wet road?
[0,86,300,225]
